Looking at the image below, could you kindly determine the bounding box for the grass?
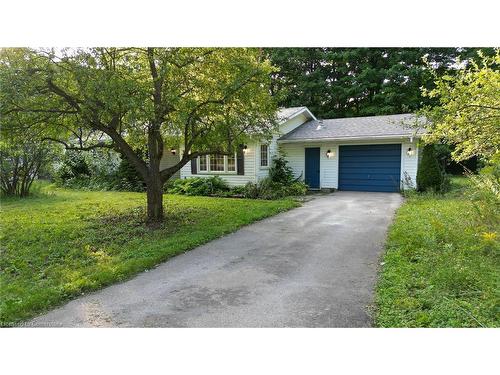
[375,177,499,327]
[0,182,299,326]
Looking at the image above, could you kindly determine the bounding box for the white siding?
[401,142,419,189]
[179,143,258,186]
[159,152,181,180]
[256,137,277,180]
[279,139,420,190]
[320,144,339,188]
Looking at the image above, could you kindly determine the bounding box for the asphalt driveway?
[28,191,403,327]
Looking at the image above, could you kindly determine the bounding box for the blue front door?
[305,147,320,189]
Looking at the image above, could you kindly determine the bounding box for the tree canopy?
[267,48,495,119]
[0,47,278,222]
[422,51,500,163]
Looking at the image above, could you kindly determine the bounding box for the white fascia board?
[277,134,422,143]
[278,107,316,124]
[300,107,317,121]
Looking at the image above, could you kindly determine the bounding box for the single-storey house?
[162,107,424,192]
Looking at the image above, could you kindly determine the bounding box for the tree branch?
[103,126,150,182]
[42,137,114,151]
[169,49,216,69]
[46,78,82,111]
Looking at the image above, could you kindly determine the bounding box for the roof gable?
[277,107,317,136]
[277,107,316,123]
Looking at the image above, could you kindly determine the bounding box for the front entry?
[305,147,320,189]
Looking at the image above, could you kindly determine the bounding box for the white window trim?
[197,154,237,175]
[198,155,209,172]
[259,143,270,169]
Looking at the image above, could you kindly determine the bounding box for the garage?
[338,144,402,192]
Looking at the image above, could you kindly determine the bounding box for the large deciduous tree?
[0,48,277,223]
[422,51,500,163]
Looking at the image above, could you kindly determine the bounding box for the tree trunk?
[146,176,164,224]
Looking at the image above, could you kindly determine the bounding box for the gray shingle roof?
[279,113,425,141]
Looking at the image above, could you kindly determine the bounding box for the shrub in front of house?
[268,155,295,185]
[241,155,308,199]
[242,178,308,200]
[243,178,284,200]
[167,176,231,196]
[167,156,308,199]
[287,181,308,196]
[416,144,446,192]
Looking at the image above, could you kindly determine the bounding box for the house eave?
[277,134,422,143]
[296,107,317,121]
[278,107,317,125]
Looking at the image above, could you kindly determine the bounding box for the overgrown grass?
[375,177,499,327]
[0,183,298,326]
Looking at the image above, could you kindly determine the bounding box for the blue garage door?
[338,144,401,192]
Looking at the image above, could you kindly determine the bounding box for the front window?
[210,154,225,171]
[198,154,237,174]
[227,154,236,172]
[260,144,269,167]
[199,155,208,171]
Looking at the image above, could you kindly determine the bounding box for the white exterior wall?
[400,141,419,189]
[256,136,277,181]
[280,139,420,189]
[256,113,311,181]
[159,152,181,180]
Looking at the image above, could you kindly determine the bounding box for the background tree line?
[266,48,496,119]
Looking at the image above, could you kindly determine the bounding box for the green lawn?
[0,184,299,326]
[375,178,499,327]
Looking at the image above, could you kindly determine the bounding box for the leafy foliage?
[242,178,308,200]
[433,144,479,175]
[268,155,294,185]
[167,156,307,199]
[267,48,493,119]
[114,150,146,192]
[467,172,500,228]
[422,51,500,163]
[242,155,308,199]
[0,135,58,197]
[167,176,230,196]
[417,145,444,192]
[55,149,123,191]
[56,150,91,181]
[375,177,499,327]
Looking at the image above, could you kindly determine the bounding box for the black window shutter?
[237,147,244,175]
[191,158,197,174]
